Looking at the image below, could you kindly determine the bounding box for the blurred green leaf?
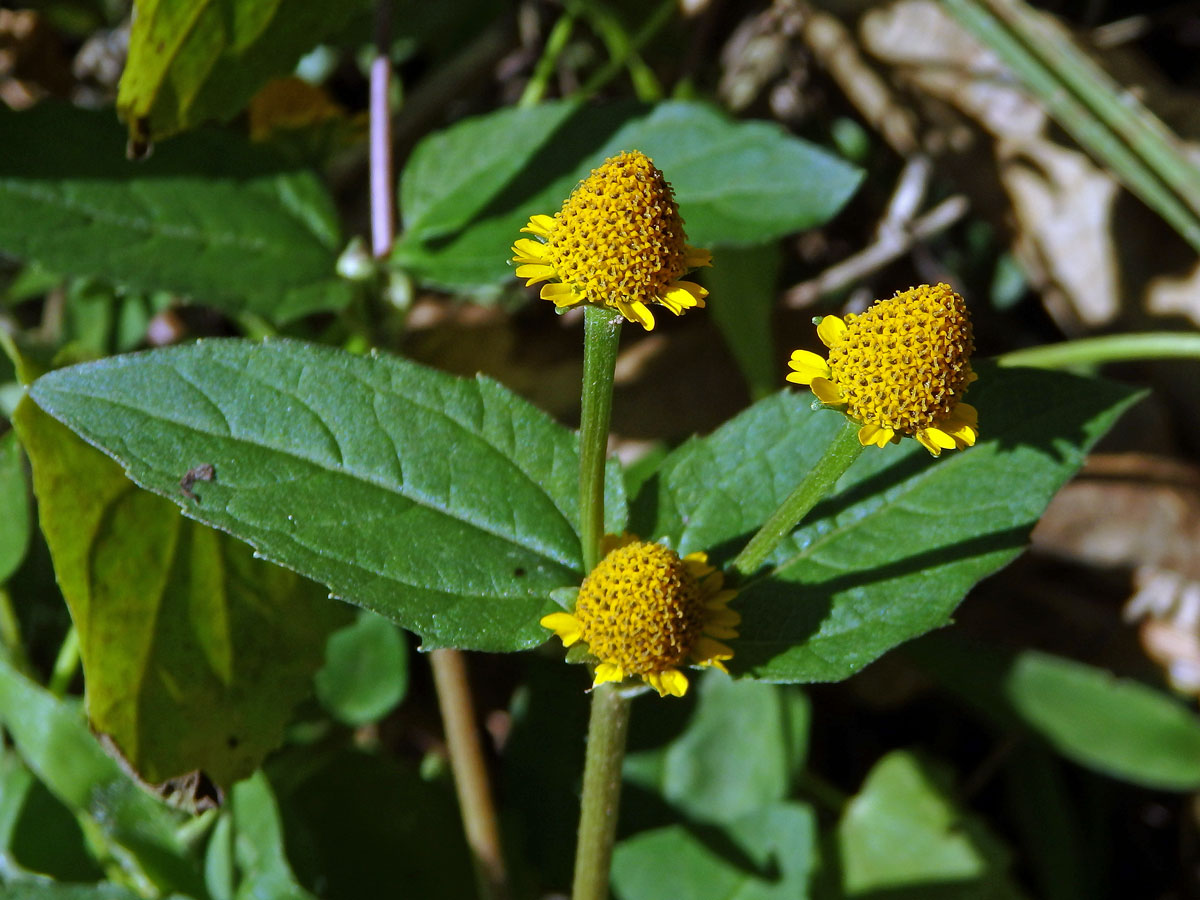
[612,802,817,900]
[2,885,164,900]
[231,772,317,900]
[0,429,30,584]
[703,243,781,400]
[624,671,809,825]
[838,750,1023,899]
[29,339,628,652]
[0,103,352,324]
[0,655,204,895]
[13,397,348,788]
[631,366,1139,682]
[117,0,366,146]
[392,100,862,289]
[1005,651,1200,790]
[0,750,99,885]
[314,609,408,727]
[271,749,476,900]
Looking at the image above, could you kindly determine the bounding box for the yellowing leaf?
[117,0,365,149]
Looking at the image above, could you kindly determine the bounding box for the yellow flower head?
[786,283,979,456]
[511,150,712,331]
[540,535,739,697]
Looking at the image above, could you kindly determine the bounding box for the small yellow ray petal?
[692,637,734,664]
[539,612,583,646]
[512,238,546,259]
[706,608,741,627]
[923,427,958,449]
[816,315,847,348]
[858,423,881,446]
[656,669,689,697]
[520,214,556,237]
[705,625,739,640]
[950,425,977,449]
[953,403,979,427]
[593,662,625,686]
[915,431,943,457]
[667,280,708,304]
[786,350,831,384]
[515,264,556,285]
[810,377,843,405]
[620,300,656,331]
[684,246,712,268]
[540,283,578,307]
[705,589,737,609]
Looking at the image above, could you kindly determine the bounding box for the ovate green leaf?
[13,398,348,788]
[231,772,317,900]
[314,610,408,726]
[1006,651,1200,790]
[0,103,352,323]
[30,339,627,651]
[118,0,366,146]
[624,671,809,825]
[612,802,817,900]
[632,366,1139,683]
[838,751,1023,899]
[392,100,861,289]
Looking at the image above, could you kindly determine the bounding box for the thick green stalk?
[731,417,864,578]
[578,306,623,571]
[998,333,1200,369]
[571,683,632,900]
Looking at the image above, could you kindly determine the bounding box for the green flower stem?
[430,649,508,900]
[572,682,633,900]
[579,306,623,572]
[48,625,79,697]
[997,333,1200,369]
[731,417,864,578]
[518,11,577,108]
[0,587,32,676]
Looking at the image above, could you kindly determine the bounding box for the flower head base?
[511,151,711,331]
[787,283,979,456]
[540,535,739,697]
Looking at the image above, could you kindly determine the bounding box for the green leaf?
[612,802,817,900]
[703,243,782,400]
[314,609,408,726]
[0,103,352,323]
[0,753,103,882]
[631,365,1140,682]
[231,772,317,900]
[1005,650,1200,790]
[2,886,160,900]
[0,428,30,584]
[13,397,349,788]
[838,750,1023,899]
[117,0,366,146]
[392,100,862,289]
[624,671,809,825]
[0,654,205,895]
[29,339,627,651]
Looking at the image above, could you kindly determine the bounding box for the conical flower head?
[787,283,979,456]
[511,151,711,330]
[540,535,739,697]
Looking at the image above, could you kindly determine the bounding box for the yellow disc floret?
[540,535,739,697]
[787,283,979,456]
[511,151,711,330]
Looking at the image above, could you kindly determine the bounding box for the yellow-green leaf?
[118,0,366,148]
[12,397,348,788]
